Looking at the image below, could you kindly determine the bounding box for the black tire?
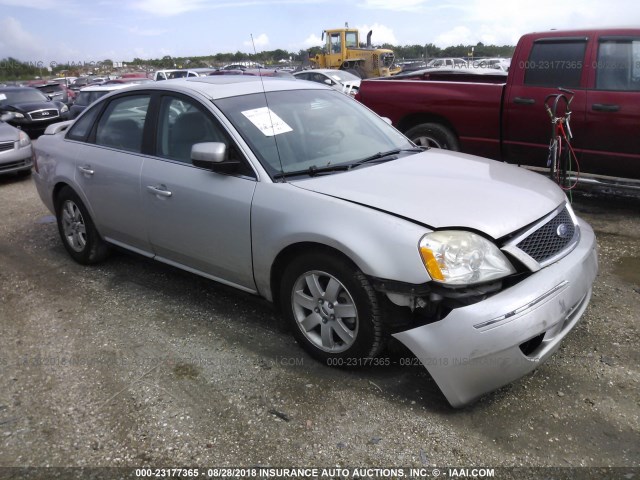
[405,122,459,150]
[55,186,110,264]
[280,253,384,364]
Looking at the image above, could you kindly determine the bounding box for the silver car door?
[141,94,257,291]
[72,93,152,255]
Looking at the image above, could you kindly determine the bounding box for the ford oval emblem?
[556,223,570,239]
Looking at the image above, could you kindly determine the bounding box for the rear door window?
[524,39,587,88]
[95,95,150,152]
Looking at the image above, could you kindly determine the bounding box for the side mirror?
[191,142,240,173]
[324,79,333,86]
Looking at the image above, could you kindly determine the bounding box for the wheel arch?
[269,242,361,312]
[52,181,99,232]
[396,113,459,140]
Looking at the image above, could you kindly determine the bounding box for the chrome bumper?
[393,218,598,407]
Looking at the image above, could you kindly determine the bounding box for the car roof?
[79,84,133,92]
[0,86,38,93]
[114,76,326,100]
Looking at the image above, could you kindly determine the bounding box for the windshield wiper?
[350,148,424,168]
[272,148,424,180]
[273,164,352,179]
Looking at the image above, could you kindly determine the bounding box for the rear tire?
[280,253,384,365]
[55,186,110,265]
[405,122,459,150]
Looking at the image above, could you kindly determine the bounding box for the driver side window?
[156,96,226,164]
[155,95,255,177]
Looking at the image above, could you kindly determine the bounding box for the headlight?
[14,112,25,118]
[419,231,516,285]
[18,130,31,148]
[60,104,69,113]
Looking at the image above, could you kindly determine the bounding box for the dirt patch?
[0,178,638,472]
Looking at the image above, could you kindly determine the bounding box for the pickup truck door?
[503,37,589,169]
[582,35,640,181]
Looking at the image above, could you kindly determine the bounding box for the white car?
[293,69,361,96]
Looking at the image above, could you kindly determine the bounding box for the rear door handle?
[146,185,172,198]
[514,97,536,105]
[78,166,94,175]
[592,103,620,112]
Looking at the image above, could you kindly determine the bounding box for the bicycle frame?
[544,88,579,191]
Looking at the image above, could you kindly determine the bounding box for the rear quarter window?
[524,39,587,88]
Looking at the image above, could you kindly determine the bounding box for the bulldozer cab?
[323,29,359,69]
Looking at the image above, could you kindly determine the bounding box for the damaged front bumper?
[393,218,598,407]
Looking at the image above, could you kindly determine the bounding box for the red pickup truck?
[356,28,640,189]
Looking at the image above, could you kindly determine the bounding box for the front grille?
[516,207,576,264]
[29,109,59,121]
[0,141,14,153]
[381,53,395,68]
[0,158,29,172]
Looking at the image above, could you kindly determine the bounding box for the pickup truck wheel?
[280,253,384,364]
[405,123,459,150]
[55,186,110,265]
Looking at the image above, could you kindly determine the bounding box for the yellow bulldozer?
[309,27,401,78]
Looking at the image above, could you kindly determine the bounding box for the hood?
[291,150,566,240]
[0,121,20,141]
[7,102,58,113]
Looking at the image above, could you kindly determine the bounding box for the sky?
[0,0,638,64]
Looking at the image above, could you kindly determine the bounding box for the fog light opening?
[519,332,546,356]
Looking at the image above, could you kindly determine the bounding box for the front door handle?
[78,166,94,175]
[146,185,172,198]
[514,97,536,105]
[592,103,620,112]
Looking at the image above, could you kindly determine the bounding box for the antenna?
[250,33,286,181]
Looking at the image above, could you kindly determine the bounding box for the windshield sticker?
[241,107,292,137]
[0,94,6,101]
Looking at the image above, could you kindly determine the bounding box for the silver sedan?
[32,77,597,407]
[0,113,33,176]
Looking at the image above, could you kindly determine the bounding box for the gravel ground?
[0,174,638,478]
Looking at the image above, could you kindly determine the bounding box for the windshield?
[0,88,49,106]
[75,90,109,106]
[327,70,360,83]
[36,85,63,94]
[214,89,413,176]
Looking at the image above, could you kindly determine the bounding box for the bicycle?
[544,87,580,193]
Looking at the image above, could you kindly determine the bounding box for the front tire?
[405,122,459,150]
[280,253,384,364]
[55,186,110,264]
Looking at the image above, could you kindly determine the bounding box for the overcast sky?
[0,0,638,63]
